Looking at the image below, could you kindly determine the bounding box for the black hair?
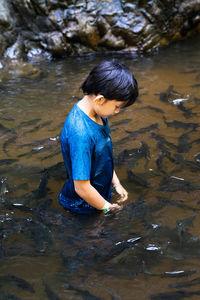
[80,60,138,107]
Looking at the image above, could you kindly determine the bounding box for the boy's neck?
[78,95,103,125]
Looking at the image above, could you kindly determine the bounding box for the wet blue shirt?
[59,102,113,214]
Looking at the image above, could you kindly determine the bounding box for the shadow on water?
[0,35,200,299]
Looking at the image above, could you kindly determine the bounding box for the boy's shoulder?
[63,103,92,138]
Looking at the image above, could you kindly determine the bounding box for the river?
[0,35,200,300]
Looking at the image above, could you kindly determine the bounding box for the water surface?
[0,36,200,299]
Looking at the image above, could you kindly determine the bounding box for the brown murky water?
[0,35,200,299]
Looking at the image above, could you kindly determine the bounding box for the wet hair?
[80,60,138,107]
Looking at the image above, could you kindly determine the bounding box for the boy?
[59,60,138,214]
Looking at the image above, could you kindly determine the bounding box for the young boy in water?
[59,60,138,214]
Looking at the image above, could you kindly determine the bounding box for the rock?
[0,0,199,61]
[99,30,125,49]
[4,37,24,60]
[0,0,12,27]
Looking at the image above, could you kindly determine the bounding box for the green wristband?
[101,201,110,213]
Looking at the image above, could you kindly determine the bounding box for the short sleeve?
[68,130,93,180]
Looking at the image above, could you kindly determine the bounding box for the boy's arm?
[74,180,120,211]
[112,170,128,202]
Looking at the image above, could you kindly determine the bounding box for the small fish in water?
[158,176,200,192]
[134,105,164,114]
[110,118,132,128]
[115,141,150,167]
[176,215,195,235]
[0,291,22,300]
[127,168,151,188]
[150,290,200,300]
[43,278,61,300]
[177,130,193,153]
[32,174,48,199]
[19,137,59,148]
[172,98,189,104]
[23,120,53,135]
[144,269,197,278]
[177,102,194,118]
[18,144,56,158]
[0,123,16,135]
[0,159,18,166]
[151,132,177,150]
[163,116,198,131]
[168,276,200,289]
[174,154,200,171]
[157,85,175,103]
[125,123,158,137]
[2,134,17,156]
[190,83,200,88]
[65,283,104,300]
[40,148,61,161]
[163,269,197,278]
[0,274,35,293]
[16,118,41,129]
[194,152,200,163]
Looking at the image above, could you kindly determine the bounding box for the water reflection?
[0,35,200,299]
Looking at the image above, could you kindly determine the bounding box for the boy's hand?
[113,183,128,203]
[109,203,122,211]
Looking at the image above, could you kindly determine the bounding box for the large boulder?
[0,0,200,61]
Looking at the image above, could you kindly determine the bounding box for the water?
[0,35,200,299]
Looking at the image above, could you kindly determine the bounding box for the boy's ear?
[94,94,106,105]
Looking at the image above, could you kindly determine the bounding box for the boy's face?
[94,96,127,118]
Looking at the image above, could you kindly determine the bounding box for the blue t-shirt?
[59,102,114,214]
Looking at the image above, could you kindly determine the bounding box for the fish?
[194,152,200,163]
[144,269,197,278]
[0,291,22,300]
[149,290,200,300]
[168,277,200,289]
[18,144,57,158]
[190,83,200,88]
[177,102,194,118]
[23,120,53,135]
[40,148,61,160]
[16,118,41,129]
[134,106,164,113]
[195,73,200,81]
[115,141,150,166]
[163,116,198,131]
[177,130,193,153]
[110,118,132,128]
[43,278,61,300]
[158,85,174,103]
[162,269,197,278]
[0,274,35,293]
[176,215,195,235]
[0,159,18,166]
[156,153,167,174]
[173,154,200,171]
[41,162,66,180]
[0,123,16,135]
[151,132,177,150]
[172,98,189,104]
[24,219,54,253]
[127,168,151,187]
[19,137,59,148]
[2,134,17,156]
[125,123,159,137]
[157,197,200,212]
[158,176,200,192]
[65,283,104,300]
[32,174,48,199]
